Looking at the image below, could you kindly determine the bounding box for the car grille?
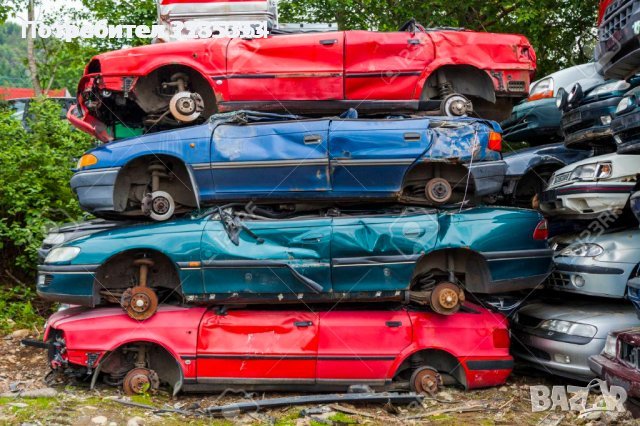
[512,339,551,361]
[515,313,543,328]
[620,340,640,367]
[507,80,526,92]
[546,272,571,289]
[600,0,636,41]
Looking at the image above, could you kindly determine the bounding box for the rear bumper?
[589,354,640,398]
[540,181,635,218]
[70,168,120,213]
[460,357,513,389]
[468,160,506,197]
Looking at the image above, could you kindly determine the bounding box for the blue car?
[37,205,552,319]
[71,110,504,221]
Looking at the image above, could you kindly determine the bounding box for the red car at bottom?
[34,303,512,396]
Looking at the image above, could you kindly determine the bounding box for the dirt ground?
[0,331,638,426]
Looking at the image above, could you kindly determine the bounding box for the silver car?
[547,228,640,298]
[511,300,640,381]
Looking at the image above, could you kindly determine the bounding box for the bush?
[0,99,92,281]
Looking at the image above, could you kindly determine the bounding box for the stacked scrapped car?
[596,0,640,80]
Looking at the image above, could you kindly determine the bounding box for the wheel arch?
[411,247,492,294]
[113,153,199,213]
[418,64,496,103]
[392,347,468,389]
[91,339,185,396]
[401,161,476,199]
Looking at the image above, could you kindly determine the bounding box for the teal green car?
[37,206,552,319]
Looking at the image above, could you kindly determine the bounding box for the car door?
[316,310,412,383]
[330,211,439,293]
[329,117,432,194]
[344,30,434,100]
[200,215,332,299]
[226,32,344,101]
[196,309,319,383]
[210,119,331,195]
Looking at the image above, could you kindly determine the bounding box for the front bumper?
[598,4,640,80]
[540,181,635,218]
[501,98,562,143]
[611,110,640,154]
[511,326,603,381]
[36,264,99,307]
[561,97,619,148]
[589,354,640,399]
[468,160,506,197]
[546,256,632,298]
[70,168,120,214]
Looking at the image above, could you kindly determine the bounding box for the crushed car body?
[68,26,535,141]
[31,303,512,395]
[37,206,552,319]
[70,110,505,220]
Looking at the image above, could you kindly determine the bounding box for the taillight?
[533,219,549,240]
[488,131,502,152]
[493,328,510,349]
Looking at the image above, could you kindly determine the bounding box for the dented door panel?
[425,121,501,162]
[196,310,319,381]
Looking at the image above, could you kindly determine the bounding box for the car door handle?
[304,134,323,144]
[407,39,421,45]
[319,39,338,45]
[403,132,421,142]
[386,321,402,328]
[302,235,326,242]
[294,321,313,327]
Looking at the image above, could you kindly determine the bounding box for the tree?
[278,0,600,77]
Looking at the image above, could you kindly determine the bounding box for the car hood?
[551,152,622,175]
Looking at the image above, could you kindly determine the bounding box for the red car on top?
[31,303,512,396]
[69,21,536,142]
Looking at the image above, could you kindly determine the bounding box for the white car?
[539,153,638,218]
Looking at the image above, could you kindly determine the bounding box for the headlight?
[567,83,583,104]
[556,88,568,110]
[43,233,65,246]
[589,80,631,97]
[603,333,617,357]
[615,95,637,115]
[539,319,597,338]
[45,247,80,263]
[77,154,98,170]
[559,243,604,257]
[569,162,612,181]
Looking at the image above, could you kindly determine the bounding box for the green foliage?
[0,99,92,278]
[0,22,29,87]
[0,285,43,333]
[80,0,157,49]
[279,0,600,77]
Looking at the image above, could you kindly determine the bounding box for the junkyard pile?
[18,0,640,417]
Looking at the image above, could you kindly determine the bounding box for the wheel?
[410,366,441,395]
[121,286,159,320]
[430,282,464,315]
[141,190,175,221]
[169,91,204,122]
[425,178,453,204]
[123,367,160,395]
[440,93,472,117]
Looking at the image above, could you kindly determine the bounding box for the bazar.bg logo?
[20,19,268,41]
[530,381,627,413]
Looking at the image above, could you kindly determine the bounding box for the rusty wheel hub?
[430,282,464,315]
[121,286,158,321]
[411,367,441,395]
[123,368,160,395]
[425,178,452,204]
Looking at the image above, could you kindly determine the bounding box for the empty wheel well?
[512,164,562,207]
[94,249,182,304]
[98,341,184,396]
[422,65,495,103]
[113,154,197,212]
[402,162,474,196]
[411,248,492,294]
[393,348,467,389]
[134,64,217,117]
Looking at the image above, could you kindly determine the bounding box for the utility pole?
[26,0,42,96]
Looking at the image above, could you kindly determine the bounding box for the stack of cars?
[507,0,640,391]
[26,12,558,398]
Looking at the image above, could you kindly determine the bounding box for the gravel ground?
[0,330,638,426]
